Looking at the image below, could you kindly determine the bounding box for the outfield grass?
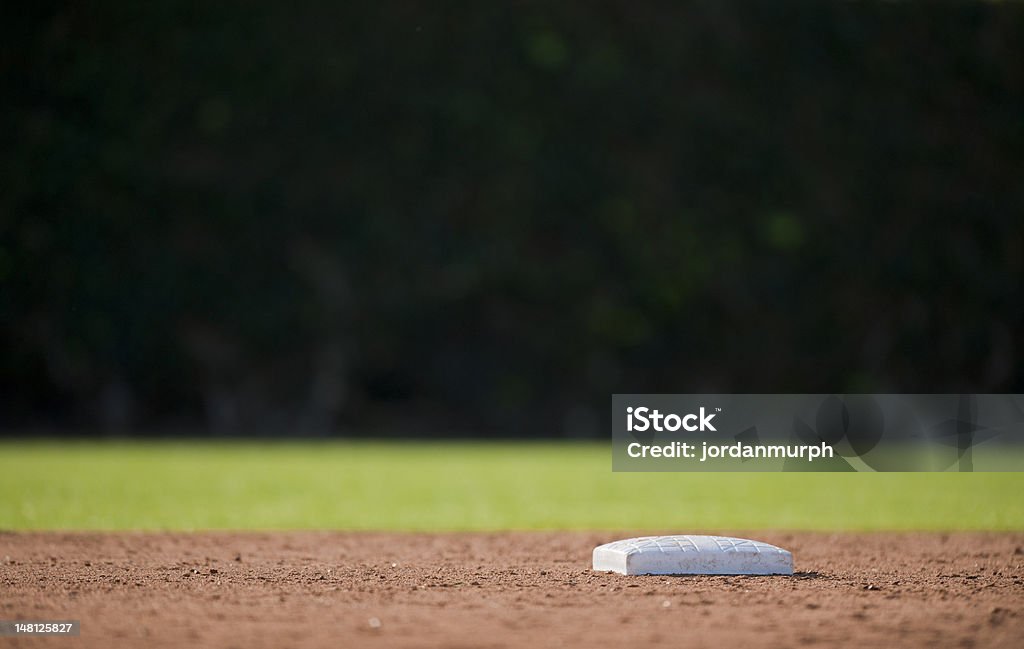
[0,441,1021,531]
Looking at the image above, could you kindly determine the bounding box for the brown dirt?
[1,531,1023,648]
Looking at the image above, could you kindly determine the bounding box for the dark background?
[2,2,1023,437]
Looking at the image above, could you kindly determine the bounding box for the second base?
[592,535,793,576]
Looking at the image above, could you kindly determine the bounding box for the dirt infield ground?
[2,532,1022,648]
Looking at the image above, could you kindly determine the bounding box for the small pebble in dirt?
[662,600,672,608]
[234,554,242,562]
[864,584,881,591]
[368,617,382,629]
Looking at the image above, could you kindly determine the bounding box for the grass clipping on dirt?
[1,441,1021,530]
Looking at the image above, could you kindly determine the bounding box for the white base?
[593,535,793,576]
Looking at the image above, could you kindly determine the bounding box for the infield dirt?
[2,531,1022,648]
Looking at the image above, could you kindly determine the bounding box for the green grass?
[1,440,1021,531]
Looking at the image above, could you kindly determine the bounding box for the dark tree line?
[2,2,1023,436]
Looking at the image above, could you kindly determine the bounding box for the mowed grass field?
[1,441,1022,531]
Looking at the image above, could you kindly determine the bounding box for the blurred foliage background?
[2,2,1023,437]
